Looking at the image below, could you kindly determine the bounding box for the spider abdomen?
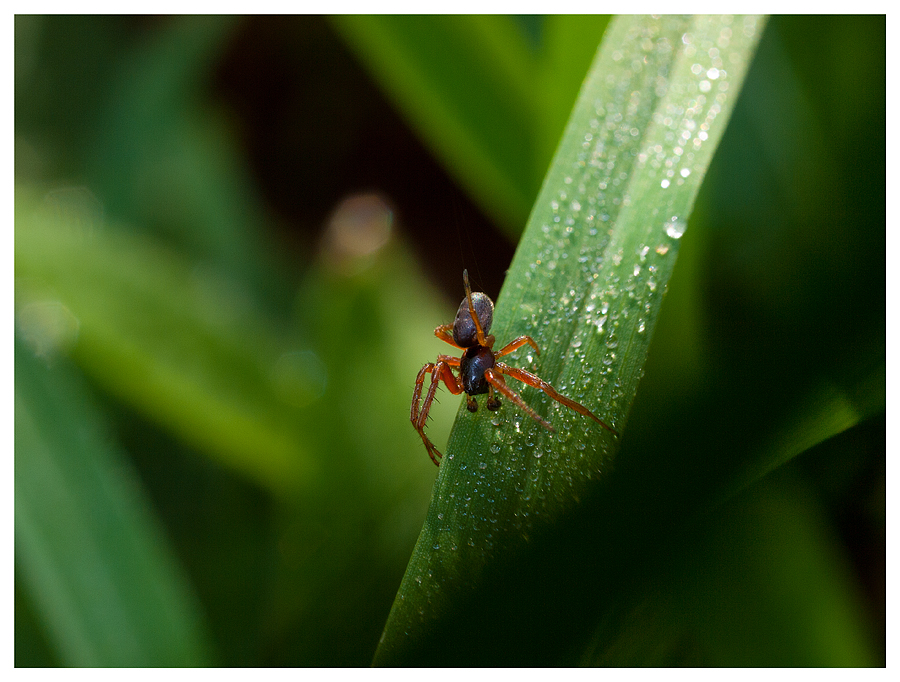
[460,345,495,395]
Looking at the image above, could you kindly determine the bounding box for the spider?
[411,270,618,466]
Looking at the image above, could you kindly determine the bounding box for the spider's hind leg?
[495,362,618,436]
[484,368,554,431]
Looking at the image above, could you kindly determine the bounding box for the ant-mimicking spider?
[411,270,618,465]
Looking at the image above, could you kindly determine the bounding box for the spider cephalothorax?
[411,270,617,466]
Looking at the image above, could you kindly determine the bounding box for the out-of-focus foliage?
[16,335,213,666]
[15,15,883,667]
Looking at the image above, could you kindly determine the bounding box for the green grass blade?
[692,478,878,666]
[15,338,213,666]
[533,15,612,169]
[15,188,318,495]
[330,15,539,233]
[85,16,283,303]
[714,366,884,509]
[581,470,879,666]
[374,15,766,665]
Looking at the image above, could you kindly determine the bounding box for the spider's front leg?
[434,324,461,348]
[411,355,462,465]
[493,335,540,359]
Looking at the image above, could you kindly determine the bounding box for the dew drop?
[665,217,686,239]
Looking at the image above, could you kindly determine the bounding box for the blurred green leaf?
[15,337,213,666]
[15,188,317,495]
[714,367,884,510]
[331,16,618,239]
[375,15,767,665]
[695,475,878,666]
[582,470,878,666]
[331,15,541,234]
[533,15,612,167]
[85,16,286,304]
[332,15,559,234]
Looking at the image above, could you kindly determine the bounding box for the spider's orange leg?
[496,363,618,436]
[434,324,462,348]
[436,323,494,350]
[486,383,501,411]
[411,357,463,465]
[494,335,540,359]
[484,368,554,431]
[411,356,460,426]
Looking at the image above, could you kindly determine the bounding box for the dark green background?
[15,15,884,666]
